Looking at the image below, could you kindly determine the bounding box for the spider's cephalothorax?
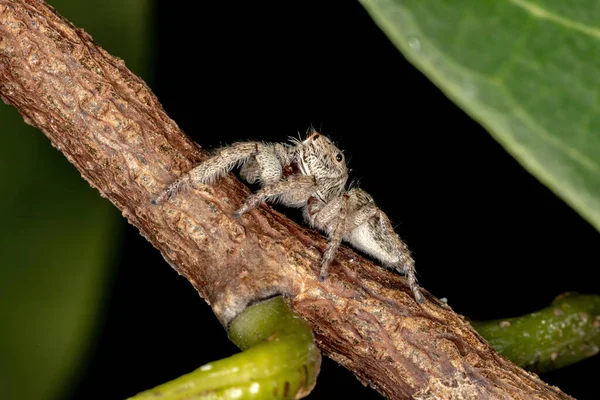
[153,130,424,304]
[295,131,348,203]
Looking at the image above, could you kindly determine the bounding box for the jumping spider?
[153,131,424,303]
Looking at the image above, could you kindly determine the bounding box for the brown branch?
[0,1,573,399]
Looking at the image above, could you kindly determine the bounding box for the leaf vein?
[507,0,600,40]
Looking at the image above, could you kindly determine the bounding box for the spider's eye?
[335,153,343,162]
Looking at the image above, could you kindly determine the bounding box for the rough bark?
[0,1,574,399]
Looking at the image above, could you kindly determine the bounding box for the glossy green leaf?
[359,0,600,231]
[0,1,150,399]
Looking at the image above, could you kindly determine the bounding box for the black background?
[70,1,599,399]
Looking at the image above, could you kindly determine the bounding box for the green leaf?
[359,0,600,231]
[0,1,151,400]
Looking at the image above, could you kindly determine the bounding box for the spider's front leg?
[344,188,424,303]
[153,142,285,205]
[234,174,317,218]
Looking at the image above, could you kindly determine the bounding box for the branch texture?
[0,1,573,399]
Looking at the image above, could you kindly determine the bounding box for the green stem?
[472,293,600,373]
[128,297,321,400]
[129,292,599,399]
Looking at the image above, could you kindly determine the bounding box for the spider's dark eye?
[336,153,343,162]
